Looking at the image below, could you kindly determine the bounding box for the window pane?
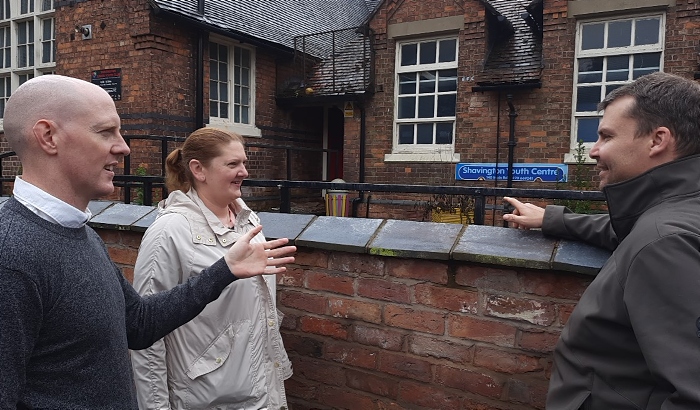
[398,96,416,119]
[401,43,417,66]
[577,117,600,143]
[240,48,250,67]
[234,106,240,122]
[419,41,436,64]
[241,107,249,124]
[209,80,218,99]
[607,20,631,48]
[578,57,603,83]
[241,87,248,105]
[437,94,456,117]
[416,124,433,144]
[210,102,218,118]
[42,0,53,11]
[220,103,228,119]
[417,95,434,118]
[437,69,457,92]
[220,83,228,101]
[435,122,453,144]
[398,124,414,144]
[633,53,660,79]
[576,86,601,112]
[438,39,456,62]
[42,20,51,39]
[233,85,240,103]
[581,23,604,50]
[219,63,227,82]
[635,18,659,45]
[606,55,629,81]
[418,71,435,93]
[241,67,249,86]
[605,84,623,96]
[42,42,50,63]
[398,73,416,94]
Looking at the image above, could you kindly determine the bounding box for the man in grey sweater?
[0,75,296,409]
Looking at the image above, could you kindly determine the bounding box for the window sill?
[563,152,596,164]
[384,152,460,163]
[206,122,262,138]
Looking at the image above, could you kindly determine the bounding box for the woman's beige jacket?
[130,189,292,410]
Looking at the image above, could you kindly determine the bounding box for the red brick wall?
[97,227,592,410]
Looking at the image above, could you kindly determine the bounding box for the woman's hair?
[165,128,245,192]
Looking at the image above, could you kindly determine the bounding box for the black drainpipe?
[351,102,366,217]
[195,32,204,129]
[195,0,205,129]
[506,94,517,189]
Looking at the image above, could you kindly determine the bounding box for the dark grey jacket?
[544,155,700,410]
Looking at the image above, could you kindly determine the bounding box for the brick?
[386,258,448,284]
[277,266,305,287]
[384,305,445,335]
[278,291,327,314]
[408,334,473,364]
[294,248,329,268]
[558,303,576,327]
[351,324,405,351]
[324,341,378,370]
[448,315,517,347]
[107,246,137,266]
[473,346,544,374]
[307,271,355,296]
[346,369,400,399]
[357,278,411,303]
[292,357,346,386]
[299,316,349,340]
[283,377,318,401]
[330,252,385,276]
[414,283,479,314]
[485,295,557,326]
[435,365,504,400]
[279,309,298,330]
[378,351,433,382]
[506,377,549,409]
[317,386,377,410]
[281,333,323,358]
[397,380,462,409]
[518,330,561,353]
[455,265,520,293]
[328,297,382,324]
[520,271,592,300]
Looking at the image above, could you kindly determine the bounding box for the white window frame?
[207,35,261,138]
[567,12,665,163]
[0,0,55,127]
[385,35,460,163]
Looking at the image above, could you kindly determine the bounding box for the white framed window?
[386,36,460,163]
[207,36,261,137]
[0,0,55,122]
[568,13,664,162]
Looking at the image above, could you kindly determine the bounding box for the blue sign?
[455,163,568,183]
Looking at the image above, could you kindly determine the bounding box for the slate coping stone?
[453,224,557,269]
[258,212,317,242]
[295,215,384,253]
[89,203,156,230]
[553,240,612,276]
[368,219,463,260]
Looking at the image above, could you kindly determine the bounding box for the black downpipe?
[506,94,517,189]
[351,103,367,217]
[195,31,204,129]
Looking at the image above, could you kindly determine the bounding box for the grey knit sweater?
[0,198,237,409]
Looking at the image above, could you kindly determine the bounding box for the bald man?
[0,75,295,409]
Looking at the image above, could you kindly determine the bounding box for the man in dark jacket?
[504,72,700,409]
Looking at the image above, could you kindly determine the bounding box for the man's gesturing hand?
[224,225,296,279]
[502,197,545,230]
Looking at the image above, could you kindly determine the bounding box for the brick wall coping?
[0,197,611,275]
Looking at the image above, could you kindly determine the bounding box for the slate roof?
[149,0,377,58]
[476,0,543,86]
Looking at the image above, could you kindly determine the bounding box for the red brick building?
[1,0,699,216]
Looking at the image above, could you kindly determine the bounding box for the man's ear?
[189,159,206,182]
[32,120,58,155]
[649,126,675,159]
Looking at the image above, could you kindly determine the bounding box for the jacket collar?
[604,154,700,240]
[157,189,259,246]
